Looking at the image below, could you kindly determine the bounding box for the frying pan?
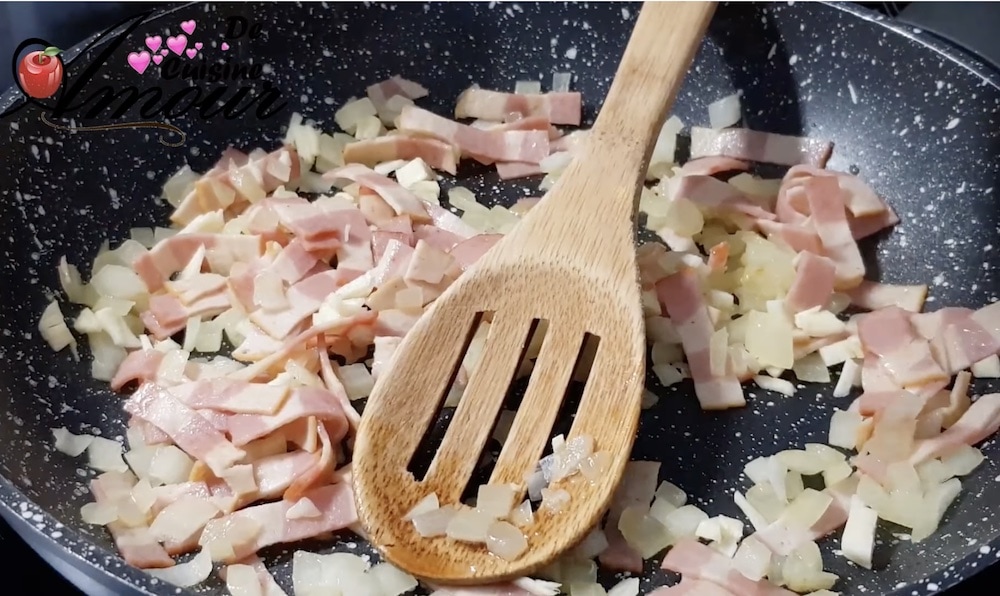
[1,2,998,594]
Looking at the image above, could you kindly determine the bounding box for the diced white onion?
[39,300,76,354]
[754,375,796,397]
[147,549,213,587]
[446,507,494,543]
[52,427,94,457]
[412,505,457,537]
[87,436,128,473]
[149,445,195,485]
[833,358,861,397]
[510,500,534,528]
[149,497,221,544]
[618,505,671,558]
[708,93,741,129]
[404,493,439,521]
[972,354,1000,378]
[828,409,863,449]
[224,564,262,596]
[733,535,772,581]
[368,563,419,596]
[660,504,708,539]
[286,497,322,520]
[486,520,528,560]
[80,502,118,525]
[337,363,375,400]
[841,495,877,569]
[476,483,517,519]
[552,72,572,93]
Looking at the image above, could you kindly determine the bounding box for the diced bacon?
[199,483,357,562]
[662,538,797,596]
[656,268,746,410]
[269,239,320,285]
[847,280,928,313]
[455,87,582,126]
[678,156,749,177]
[91,472,175,569]
[398,106,550,164]
[373,309,421,338]
[784,165,888,218]
[112,349,165,392]
[358,192,397,226]
[755,219,824,255]
[233,323,286,362]
[169,379,291,415]
[406,239,456,285]
[124,382,246,476]
[141,291,231,340]
[370,239,416,288]
[773,183,811,226]
[414,224,466,253]
[785,252,836,313]
[250,269,353,339]
[423,203,478,239]
[803,176,865,289]
[226,386,348,446]
[367,75,428,110]
[858,307,949,391]
[284,422,336,501]
[495,161,545,180]
[689,126,833,167]
[848,205,900,240]
[149,481,213,517]
[325,164,430,222]
[426,582,537,596]
[343,136,459,175]
[448,234,503,271]
[910,393,1000,464]
[135,234,264,292]
[672,175,776,220]
[165,273,228,305]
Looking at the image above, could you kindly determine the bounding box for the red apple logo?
[18,46,63,99]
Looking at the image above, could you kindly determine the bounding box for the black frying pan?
[1,2,998,595]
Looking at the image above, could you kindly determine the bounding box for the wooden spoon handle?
[555,2,717,214]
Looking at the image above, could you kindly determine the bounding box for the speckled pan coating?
[0,2,998,595]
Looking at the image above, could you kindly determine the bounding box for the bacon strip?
[134,234,264,292]
[803,176,865,290]
[910,393,1000,464]
[662,539,797,595]
[325,164,430,222]
[672,175,776,220]
[124,382,246,476]
[343,135,459,174]
[656,268,746,410]
[112,349,165,392]
[690,126,833,167]
[846,280,928,313]
[225,386,349,446]
[857,307,949,391]
[398,106,549,164]
[455,87,582,126]
[785,252,836,313]
[91,472,175,569]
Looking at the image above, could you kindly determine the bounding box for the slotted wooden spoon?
[353,1,716,584]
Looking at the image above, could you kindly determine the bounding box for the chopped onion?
[782,541,837,592]
[734,490,769,531]
[539,151,573,174]
[335,97,378,135]
[745,483,785,523]
[708,93,741,129]
[508,500,533,528]
[828,409,863,449]
[286,497,322,520]
[754,375,796,397]
[446,507,494,543]
[578,450,611,481]
[91,264,149,302]
[818,335,863,367]
[822,461,853,487]
[89,332,127,382]
[87,436,128,473]
[733,535,772,581]
[552,72,572,93]
[833,358,862,397]
[223,563,262,596]
[38,300,76,354]
[52,427,94,457]
[618,505,671,558]
[540,487,571,512]
[368,563,418,596]
[660,504,708,539]
[476,483,518,519]
[58,256,88,304]
[80,502,118,525]
[841,495,877,569]
[793,308,845,338]
[412,505,458,537]
[486,520,528,560]
[971,354,1000,378]
[776,449,827,476]
[292,551,372,596]
[147,549,213,588]
[745,311,794,369]
[337,363,375,400]
[149,497,221,544]
[573,527,609,560]
[162,165,200,208]
[783,488,833,530]
[940,445,984,478]
[404,493,439,521]
[911,477,962,542]
[514,80,542,95]
[149,445,195,485]
[652,363,684,387]
[793,353,831,384]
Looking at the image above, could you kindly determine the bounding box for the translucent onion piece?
[486,520,528,561]
[147,549,213,588]
[52,427,94,457]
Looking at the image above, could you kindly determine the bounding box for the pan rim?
[0,1,998,595]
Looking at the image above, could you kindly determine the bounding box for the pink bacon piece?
[857,306,949,391]
[325,163,430,222]
[785,251,836,313]
[134,233,263,292]
[111,349,165,392]
[253,450,318,500]
[755,219,824,255]
[455,87,582,126]
[199,483,357,563]
[689,126,833,167]
[662,538,798,596]
[343,135,459,175]
[846,280,928,313]
[448,234,503,271]
[225,386,349,446]
[672,175,776,221]
[269,239,320,285]
[397,106,550,164]
[249,269,354,340]
[656,268,746,410]
[141,290,231,340]
[124,382,246,476]
[910,393,1000,465]
[599,460,659,573]
[366,75,428,110]
[785,164,889,217]
[677,156,749,177]
[803,176,865,290]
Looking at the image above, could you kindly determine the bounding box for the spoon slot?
[406,310,491,481]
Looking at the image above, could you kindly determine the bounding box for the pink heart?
[194,42,203,50]
[185,48,197,59]
[127,51,151,75]
[145,35,162,52]
[221,42,230,51]
[152,54,163,65]
[166,34,187,55]
[160,49,168,56]
[180,20,196,35]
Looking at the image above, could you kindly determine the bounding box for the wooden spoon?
[353,1,716,585]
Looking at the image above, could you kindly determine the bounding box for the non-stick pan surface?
[1,2,998,595]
